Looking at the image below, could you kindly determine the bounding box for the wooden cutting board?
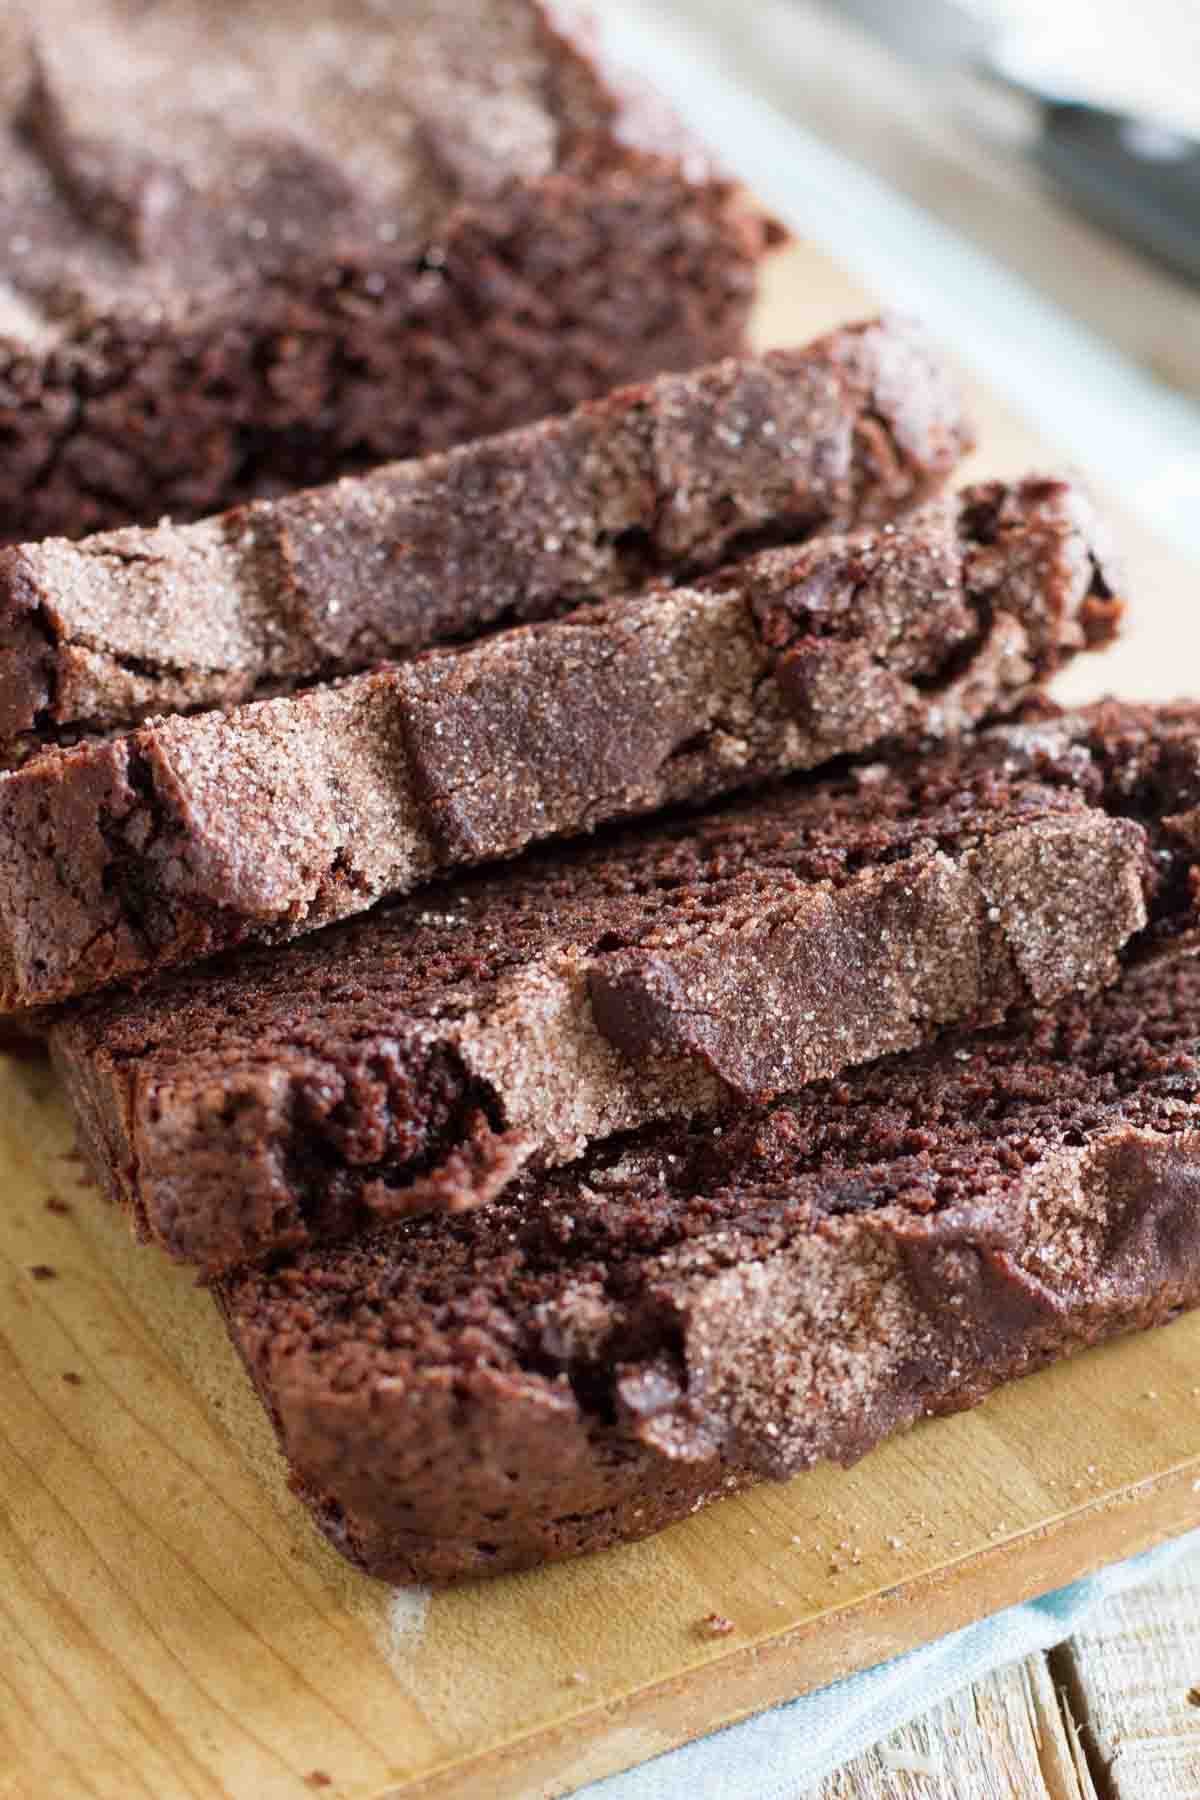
[4,245,1200,1800]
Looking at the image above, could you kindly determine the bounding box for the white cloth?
[573,1529,1200,1797]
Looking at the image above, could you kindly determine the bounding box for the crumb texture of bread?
[215,953,1200,1583]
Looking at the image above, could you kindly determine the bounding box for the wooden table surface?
[801,1560,1200,1798]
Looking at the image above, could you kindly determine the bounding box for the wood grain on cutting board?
[2,245,1199,1800]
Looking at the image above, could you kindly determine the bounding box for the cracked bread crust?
[0,475,1115,1009]
[0,317,975,754]
[215,953,1200,1583]
[50,700,1200,1273]
[0,0,778,544]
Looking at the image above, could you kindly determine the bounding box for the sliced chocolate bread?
[0,317,973,755]
[216,950,1200,1583]
[51,701,1200,1272]
[0,477,1116,1009]
[0,0,779,544]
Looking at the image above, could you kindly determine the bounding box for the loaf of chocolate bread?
[0,477,1117,1010]
[52,701,1200,1272]
[0,318,974,753]
[0,0,778,545]
[215,950,1200,1583]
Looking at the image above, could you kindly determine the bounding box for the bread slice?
[0,0,779,544]
[215,949,1200,1583]
[0,475,1116,1009]
[51,701,1200,1273]
[0,317,972,755]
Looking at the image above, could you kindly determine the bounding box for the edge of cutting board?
[397,1465,1200,1798]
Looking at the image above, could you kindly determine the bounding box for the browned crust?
[49,699,1200,1274]
[0,317,973,756]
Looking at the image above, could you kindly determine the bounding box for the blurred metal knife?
[827,0,1200,286]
